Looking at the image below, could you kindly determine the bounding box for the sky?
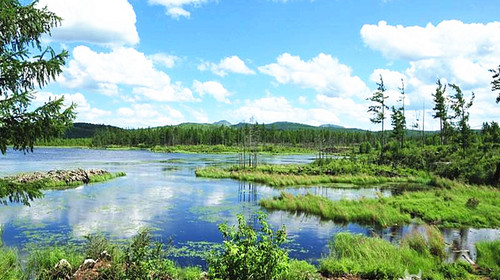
[30,0,500,130]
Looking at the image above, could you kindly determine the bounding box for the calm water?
[0,148,498,266]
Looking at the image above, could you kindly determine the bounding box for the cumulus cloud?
[149,53,179,68]
[114,104,184,127]
[231,95,340,126]
[315,95,371,128]
[192,80,231,103]
[362,20,500,128]
[198,56,255,77]
[33,92,111,123]
[259,53,370,98]
[60,46,196,102]
[361,20,500,61]
[148,0,209,19]
[37,0,139,46]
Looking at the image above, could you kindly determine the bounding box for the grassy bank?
[320,230,475,279]
[260,184,500,228]
[476,240,500,279]
[0,230,202,280]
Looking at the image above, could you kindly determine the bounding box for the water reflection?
[0,148,498,266]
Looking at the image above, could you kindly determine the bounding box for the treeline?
[90,124,381,148]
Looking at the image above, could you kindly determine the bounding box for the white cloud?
[231,95,340,126]
[192,80,231,103]
[149,53,179,68]
[60,46,196,102]
[199,56,255,77]
[148,0,209,19]
[33,92,111,123]
[37,0,139,46]
[361,20,500,61]
[315,94,371,128]
[362,20,500,128]
[259,53,370,98]
[114,104,185,127]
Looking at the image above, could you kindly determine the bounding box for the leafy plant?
[208,213,289,280]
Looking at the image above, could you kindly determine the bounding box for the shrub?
[465,197,480,209]
[208,213,289,280]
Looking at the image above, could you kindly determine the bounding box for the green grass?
[260,184,500,228]
[196,159,434,187]
[0,248,22,280]
[476,240,500,279]
[152,144,315,154]
[0,230,203,280]
[319,232,475,280]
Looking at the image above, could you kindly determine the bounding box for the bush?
[208,213,290,280]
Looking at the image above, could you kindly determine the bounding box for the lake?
[0,148,498,266]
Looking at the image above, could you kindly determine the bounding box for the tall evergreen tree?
[367,75,389,146]
[490,65,500,103]
[449,84,475,155]
[391,106,406,148]
[0,0,75,154]
[432,79,449,145]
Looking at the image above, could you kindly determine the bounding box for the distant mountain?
[213,120,232,126]
[64,123,121,138]
[320,124,344,129]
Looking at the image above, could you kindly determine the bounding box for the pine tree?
[449,84,475,155]
[490,65,500,103]
[0,0,75,154]
[432,79,449,145]
[367,75,389,146]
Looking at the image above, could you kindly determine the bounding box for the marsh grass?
[0,247,22,280]
[319,232,474,279]
[476,240,500,279]
[151,144,315,154]
[196,164,432,187]
[24,246,84,280]
[261,184,500,228]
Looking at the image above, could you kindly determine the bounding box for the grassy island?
[195,158,434,187]
[260,183,500,228]
[0,169,126,205]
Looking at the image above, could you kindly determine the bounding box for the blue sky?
[33,0,500,130]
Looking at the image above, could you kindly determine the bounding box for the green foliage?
[283,260,321,280]
[490,65,500,104]
[0,0,75,155]
[24,246,83,280]
[391,105,406,148]
[449,84,475,155]
[432,79,450,145]
[367,75,389,146]
[208,214,290,280]
[476,240,500,279]
[359,141,372,154]
[0,241,22,280]
[320,232,473,280]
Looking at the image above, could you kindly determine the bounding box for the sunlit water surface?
[0,148,498,266]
